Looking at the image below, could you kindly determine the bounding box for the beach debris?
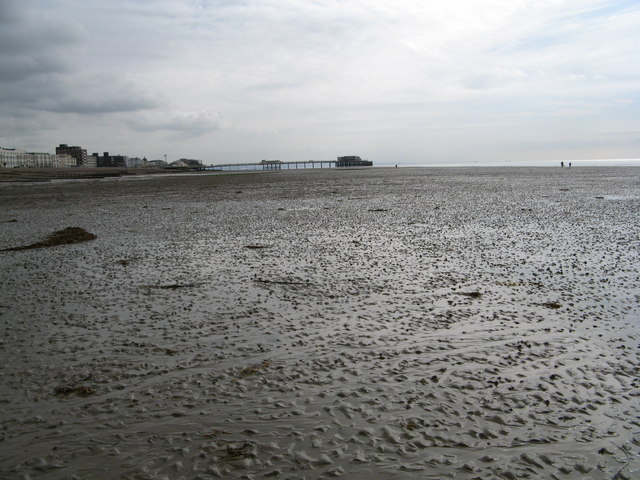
[116,257,140,266]
[368,208,388,212]
[420,375,439,384]
[402,421,419,431]
[224,442,255,459]
[54,384,96,396]
[255,278,311,286]
[537,301,563,309]
[1,226,97,251]
[457,291,482,298]
[496,281,544,287]
[140,283,200,290]
[203,429,232,438]
[239,359,271,376]
[595,196,605,199]
[245,244,270,249]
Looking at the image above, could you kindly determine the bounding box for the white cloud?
[132,109,229,135]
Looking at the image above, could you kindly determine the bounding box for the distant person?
[569,162,572,168]
[561,161,564,168]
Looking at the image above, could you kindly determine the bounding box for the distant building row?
[90,151,148,168]
[1,144,152,168]
[2,145,364,169]
[1,147,76,168]
[57,144,148,168]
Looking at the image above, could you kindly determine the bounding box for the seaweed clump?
[54,385,96,396]
[2,227,97,252]
[458,291,482,298]
[238,359,271,377]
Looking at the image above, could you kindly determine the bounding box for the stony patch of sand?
[0,167,638,479]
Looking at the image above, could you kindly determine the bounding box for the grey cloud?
[0,107,59,139]
[0,2,156,115]
[0,0,21,23]
[45,96,157,115]
[42,78,159,114]
[0,2,82,83]
[0,75,60,106]
[0,71,157,114]
[0,55,70,82]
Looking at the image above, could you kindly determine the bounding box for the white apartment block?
[0,147,76,168]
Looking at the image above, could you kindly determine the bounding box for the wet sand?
[0,167,638,479]
[0,167,183,183]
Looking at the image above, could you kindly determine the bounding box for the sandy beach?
[0,166,638,479]
[0,167,186,183]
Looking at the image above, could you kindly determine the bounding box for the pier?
[205,160,336,171]
[205,156,372,171]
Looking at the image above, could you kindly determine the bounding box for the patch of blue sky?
[494,1,637,54]
[568,0,638,21]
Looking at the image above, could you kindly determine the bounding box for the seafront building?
[56,144,94,167]
[91,152,146,168]
[92,152,126,168]
[126,157,148,168]
[0,147,76,168]
[148,159,167,167]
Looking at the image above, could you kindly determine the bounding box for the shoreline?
[0,167,204,182]
[2,164,639,184]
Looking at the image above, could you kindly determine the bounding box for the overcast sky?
[1,0,638,165]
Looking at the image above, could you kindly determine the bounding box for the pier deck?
[204,160,336,171]
[205,157,373,171]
